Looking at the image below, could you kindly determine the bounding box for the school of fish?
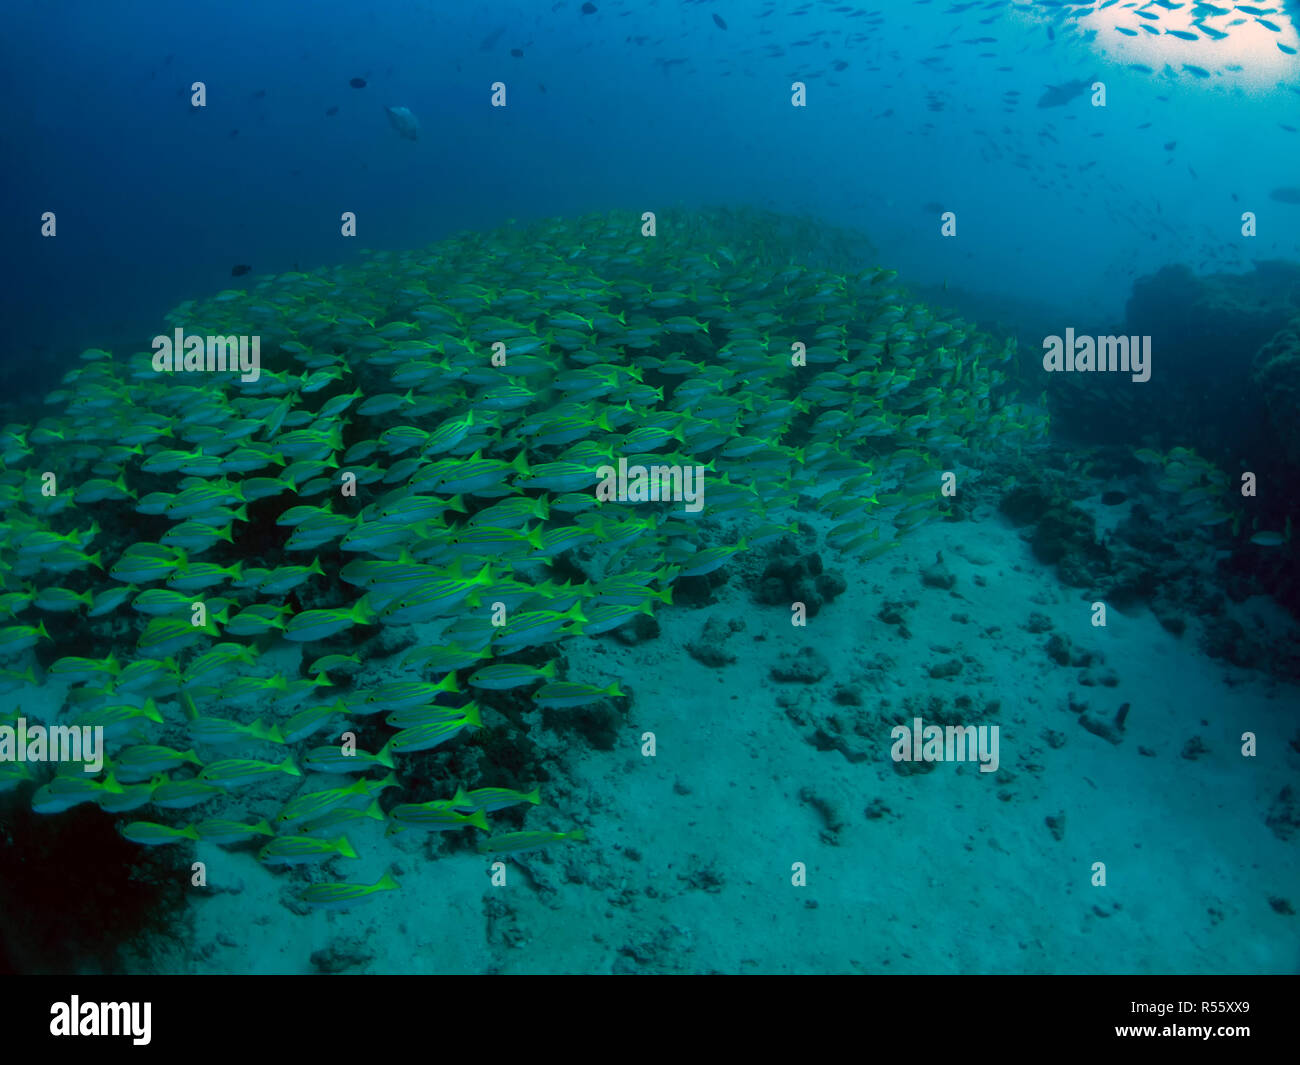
[0,206,1047,909]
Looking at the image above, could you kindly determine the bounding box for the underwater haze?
[1,0,1298,977]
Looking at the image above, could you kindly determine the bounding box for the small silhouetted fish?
[833,60,848,71]
[229,129,238,137]
[713,13,727,29]
[350,77,366,88]
[326,105,339,116]
[1047,26,1054,40]
[538,83,547,92]
[922,201,944,214]
[231,265,251,277]
[480,25,506,50]
[581,1,596,12]
[252,89,266,99]
[1269,187,1300,204]
[511,48,523,57]
[1037,76,1094,108]
[385,105,420,140]
[1164,141,1176,150]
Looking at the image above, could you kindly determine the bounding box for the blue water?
[5,0,1297,384]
